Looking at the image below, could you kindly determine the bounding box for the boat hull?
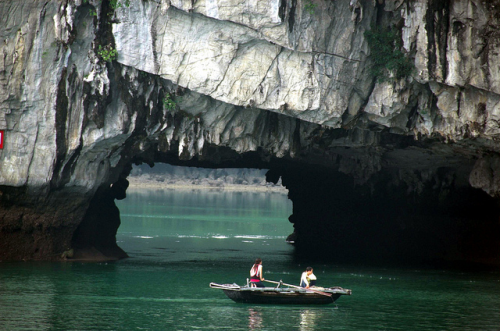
[222,288,341,305]
[210,283,351,305]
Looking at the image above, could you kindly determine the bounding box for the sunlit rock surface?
[0,0,499,263]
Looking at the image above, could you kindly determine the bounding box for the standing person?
[300,267,317,288]
[250,258,265,287]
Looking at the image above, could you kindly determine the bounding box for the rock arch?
[1,0,500,265]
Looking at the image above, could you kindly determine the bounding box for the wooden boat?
[210,281,352,305]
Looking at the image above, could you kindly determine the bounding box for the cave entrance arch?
[70,155,296,261]
[71,147,500,267]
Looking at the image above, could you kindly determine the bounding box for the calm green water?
[1,188,499,330]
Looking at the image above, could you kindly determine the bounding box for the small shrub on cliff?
[364,26,413,81]
[163,94,176,111]
[110,0,130,10]
[304,0,317,15]
[98,44,118,62]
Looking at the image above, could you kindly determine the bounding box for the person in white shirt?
[300,267,317,288]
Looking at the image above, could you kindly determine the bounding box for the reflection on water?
[120,188,291,220]
[118,188,293,240]
[116,188,295,265]
[299,309,318,331]
[248,308,263,330]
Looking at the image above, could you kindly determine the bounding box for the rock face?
[0,0,499,264]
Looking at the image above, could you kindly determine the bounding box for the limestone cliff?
[0,0,499,264]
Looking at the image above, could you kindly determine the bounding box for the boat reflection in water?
[299,309,318,331]
[248,308,263,330]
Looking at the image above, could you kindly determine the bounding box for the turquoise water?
[0,188,499,330]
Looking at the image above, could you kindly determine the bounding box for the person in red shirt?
[249,258,265,287]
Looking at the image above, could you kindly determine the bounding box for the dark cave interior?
[271,164,500,268]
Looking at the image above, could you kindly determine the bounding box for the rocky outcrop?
[0,0,499,263]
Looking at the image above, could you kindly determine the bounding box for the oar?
[264,280,332,297]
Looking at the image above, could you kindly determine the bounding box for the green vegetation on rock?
[304,0,317,15]
[364,26,414,81]
[163,94,176,111]
[110,0,130,10]
[98,44,118,62]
